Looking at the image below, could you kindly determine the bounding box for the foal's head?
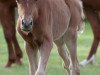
[16,0,37,32]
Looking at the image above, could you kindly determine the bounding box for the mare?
[16,0,84,75]
[80,0,100,66]
[0,0,23,67]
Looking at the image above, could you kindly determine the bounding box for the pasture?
[0,21,100,75]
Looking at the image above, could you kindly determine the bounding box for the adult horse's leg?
[25,42,38,75]
[54,40,73,75]
[0,6,15,67]
[0,6,22,67]
[8,7,23,65]
[11,25,23,65]
[12,35,23,65]
[80,9,100,66]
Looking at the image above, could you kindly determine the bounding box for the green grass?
[0,21,100,75]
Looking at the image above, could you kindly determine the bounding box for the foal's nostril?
[29,21,32,26]
[21,18,33,31]
[22,19,26,26]
[22,19,33,27]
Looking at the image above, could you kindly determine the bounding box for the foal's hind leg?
[80,9,100,66]
[55,40,73,75]
[64,28,80,75]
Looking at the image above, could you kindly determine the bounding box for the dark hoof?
[15,58,22,65]
[5,62,14,68]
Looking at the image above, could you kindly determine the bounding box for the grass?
[0,21,100,75]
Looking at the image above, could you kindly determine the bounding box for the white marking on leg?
[62,44,73,75]
[80,55,95,66]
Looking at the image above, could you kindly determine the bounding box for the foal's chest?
[24,32,44,47]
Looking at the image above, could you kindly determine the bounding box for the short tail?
[76,0,85,34]
[65,0,85,34]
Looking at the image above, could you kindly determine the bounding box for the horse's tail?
[74,0,85,34]
[74,0,85,20]
[64,0,85,34]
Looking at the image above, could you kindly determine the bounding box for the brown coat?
[17,0,84,75]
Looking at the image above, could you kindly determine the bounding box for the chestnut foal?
[0,0,22,67]
[16,0,84,75]
[80,0,100,66]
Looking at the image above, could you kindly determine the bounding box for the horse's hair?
[74,0,85,34]
[74,0,85,19]
[72,0,85,33]
[65,0,85,33]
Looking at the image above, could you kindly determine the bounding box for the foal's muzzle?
[21,19,33,32]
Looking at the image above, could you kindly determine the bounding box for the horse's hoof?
[15,58,22,65]
[79,55,95,66]
[5,59,16,68]
[5,62,13,68]
[80,59,94,66]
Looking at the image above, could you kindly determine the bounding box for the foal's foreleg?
[25,42,38,75]
[35,39,53,75]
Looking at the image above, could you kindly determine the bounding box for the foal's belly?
[82,0,100,10]
[51,0,71,40]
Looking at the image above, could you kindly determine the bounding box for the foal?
[0,0,22,67]
[16,0,84,75]
[80,0,100,66]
